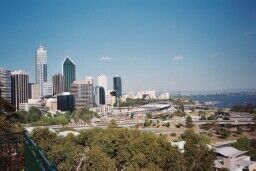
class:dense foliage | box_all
[32,127,215,171]
[233,136,256,160]
[71,108,98,123]
[119,98,159,107]
[13,107,98,126]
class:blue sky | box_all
[0,0,256,92]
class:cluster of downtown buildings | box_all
[0,45,123,113]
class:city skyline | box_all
[1,0,256,92]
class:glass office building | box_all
[63,57,76,92]
[113,76,122,97]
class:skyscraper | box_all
[70,80,94,108]
[0,68,11,102]
[35,45,47,97]
[97,74,107,93]
[94,86,105,105]
[113,76,122,97]
[85,76,94,85]
[63,57,76,92]
[52,74,64,96]
[11,70,29,110]
[28,83,33,99]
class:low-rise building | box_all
[19,98,44,111]
[45,98,57,113]
[90,105,112,116]
[57,92,75,112]
[214,146,256,171]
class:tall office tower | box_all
[63,57,76,92]
[97,74,107,93]
[85,76,94,85]
[113,76,122,107]
[113,76,122,97]
[42,82,53,97]
[35,45,47,96]
[70,80,94,108]
[28,83,34,99]
[52,74,64,96]
[0,68,11,102]
[31,84,40,99]
[11,70,29,110]
[94,86,105,105]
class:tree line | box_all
[31,127,215,171]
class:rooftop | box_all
[215,147,247,158]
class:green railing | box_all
[24,132,57,171]
[0,132,57,171]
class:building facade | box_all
[94,86,105,105]
[11,70,29,110]
[0,68,11,102]
[35,45,47,97]
[97,74,107,94]
[52,74,64,96]
[42,82,53,97]
[31,84,40,99]
[85,76,94,85]
[45,98,57,113]
[28,83,33,99]
[63,57,76,92]
[20,98,44,111]
[57,93,75,112]
[70,80,94,109]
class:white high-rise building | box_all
[42,82,53,97]
[97,74,107,93]
[0,68,11,102]
[35,45,47,97]
[85,76,94,85]
[145,90,156,99]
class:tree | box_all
[31,125,215,170]
[207,115,217,120]
[233,136,250,151]
[186,116,193,128]
[27,107,42,122]
[144,119,152,127]
[199,115,207,120]
[183,129,215,171]
[218,128,231,139]
[174,111,186,117]
[108,119,117,128]
[13,110,28,123]
[146,113,152,119]
[83,146,116,171]
[165,122,170,127]
[71,108,95,123]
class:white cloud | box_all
[99,56,112,61]
[173,56,184,61]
